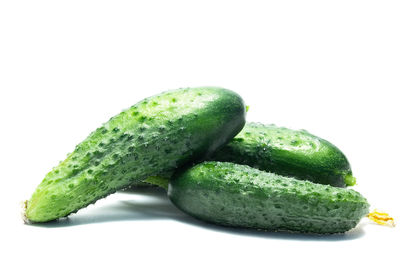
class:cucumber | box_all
[140,122,356,188]
[25,87,246,222]
[210,122,356,187]
[168,162,369,234]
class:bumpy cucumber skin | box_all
[26,87,246,222]
[210,122,355,187]
[168,162,369,234]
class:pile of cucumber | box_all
[25,87,373,234]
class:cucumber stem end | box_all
[344,174,356,186]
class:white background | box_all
[1,1,399,266]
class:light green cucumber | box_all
[25,87,246,222]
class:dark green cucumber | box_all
[211,122,356,187]
[25,87,246,222]
[141,122,356,188]
[168,162,369,234]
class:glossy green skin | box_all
[140,122,355,188]
[26,87,246,222]
[211,122,355,187]
[169,162,369,234]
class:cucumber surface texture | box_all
[26,87,246,222]
[168,162,369,234]
[211,122,355,187]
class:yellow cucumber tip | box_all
[367,209,395,227]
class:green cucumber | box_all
[168,162,369,234]
[211,122,356,187]
[140,122,356,188]
[25,87,246,222]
